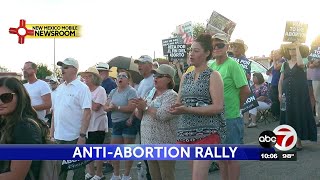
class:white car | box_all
[249,59,269,82]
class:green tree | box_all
[36,63,52,79]
[192,23,206,39]
[53,67,62,79]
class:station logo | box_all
[259,125,297,151]
[9,19,81,44]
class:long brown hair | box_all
[0,77,48,144]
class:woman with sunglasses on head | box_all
[104,70,138,180]
[133,64,179,180]
[169,33,226,180]
[278,42,317,150]
[0,77,48,180]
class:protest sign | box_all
[61,160,92,172]
[176,21,193,45]
[168,44,187,62]
[205,10,236,39]
[162,37,183,56]
[283,21,308,43]
[242,85,259,114]
[233,57,251,73]
[308,46,320,61]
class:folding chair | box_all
[257,109,272,125]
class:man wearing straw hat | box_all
[230,39,251,80]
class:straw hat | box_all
[80,67,100,76]
[230,39,248,52]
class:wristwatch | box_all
[79,133,86,138]
[144,106,149,111]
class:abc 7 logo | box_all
[258,125,297,151]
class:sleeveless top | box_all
[177,68,226,142]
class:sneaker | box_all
[121,175,132,180]
[247,122,257,128]
[110,174,121,180]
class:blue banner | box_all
[0,145,275,160]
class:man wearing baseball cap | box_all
[96,62,117,174]
[133,55,154,180]
[209,33,250,180]
[52,57,92,180]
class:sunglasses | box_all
[153,74,171,79]
[117,74,128,79]
[213,43,226,50]
[0,93,15,103]
[61,65,73,69]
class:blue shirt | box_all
[271,58,286,86]
[101,78,117,128]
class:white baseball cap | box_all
[57,57,79,69]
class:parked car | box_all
[249,59,269,81]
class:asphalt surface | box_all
[98,117,320,180]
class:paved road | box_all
[100,118,320,180]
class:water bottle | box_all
[280,93,286,111]
[137,162,145,180]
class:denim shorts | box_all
[112,120,138,139]
[223,117,244,144]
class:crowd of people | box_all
[0,33,319,180]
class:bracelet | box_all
[79,133,86,138]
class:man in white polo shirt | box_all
[23,61,52,121]
[50,57,92,180]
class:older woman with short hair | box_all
[246,72,271,128]
[134,64,179,180]
[81,67,107,180]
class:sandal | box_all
[85,173,94,180]
[91,175,105,180]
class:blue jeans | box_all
[223,117,244,144]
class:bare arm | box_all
[50,113,54,138]
[278,72,284,101]
[296,44,304,68]
[0,160,31,180]
[239,85,250,108]
[33,93,52,111]
[79,108,91,135]
[92,101,102,112]
[117,100,136,113]
[183,71,224,116]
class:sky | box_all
[1,0,320,73]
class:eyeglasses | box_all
[153,74,171,79]
[288,48,296,51]
[117,74,128,79]
[213,43,226,50]
[0,93,15,103]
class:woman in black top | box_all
[0,77,47,180]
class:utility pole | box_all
[53,38,56,76]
